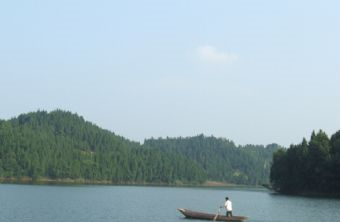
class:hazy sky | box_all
[1,1,340,147]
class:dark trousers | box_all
[226,211,232,217]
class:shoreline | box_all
[0,177,265,189]
[272,190,340,199]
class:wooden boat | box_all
[177,208,247,222]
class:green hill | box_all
[0,110,205,184]
[145,135,280,185]
[0,110,279,185]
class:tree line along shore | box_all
[0,110,278,186]
[270,129,340,196]
[2,109,338,196]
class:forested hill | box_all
[0,110,279,185]
[0,110,206,184]
[145,136,280,185]
[270,130,340,195]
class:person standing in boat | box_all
[224,197,232,217]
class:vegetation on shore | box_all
[0,110,279,186]
[145,136,279,185]
[0,177,241,188]
[270,130,340,195]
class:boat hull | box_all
[177,208,247,222]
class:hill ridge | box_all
[0,109,279,185]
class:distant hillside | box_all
[0,110,205,184]
[145,136,280,185]
[0,110,280,185]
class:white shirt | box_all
[224,200,232,211]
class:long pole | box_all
[213,207,221,221]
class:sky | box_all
[1,0,340,147]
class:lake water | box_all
[1,184,340,222]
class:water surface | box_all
[0,184,339,222]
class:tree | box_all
[270,130,340,195]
